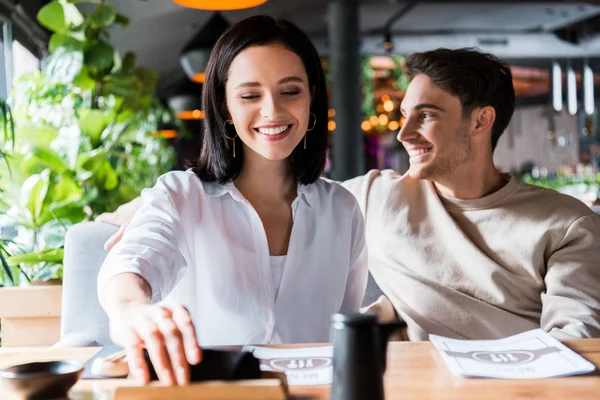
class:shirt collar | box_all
[204,180,317,207]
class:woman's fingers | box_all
[171,305,202,365]
[125,343,150,384]
[157,316,190,386]
[137,321,176,386]
[110,303,200,386]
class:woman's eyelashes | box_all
[239,88,302,101]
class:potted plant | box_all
[0,0,176,346]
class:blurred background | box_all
[0,0,600,287]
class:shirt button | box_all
[266,323,273,330]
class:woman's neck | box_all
[234,154,297,205]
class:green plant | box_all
[0,0,176,286]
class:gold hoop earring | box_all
[307,112,316,131]
[223,119,237,158]
[304,112,316,150]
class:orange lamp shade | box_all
[152,130,178,139]
[172,0,267,10]
[177,110,205,120]
[191,72,205,83]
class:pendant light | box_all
[180,13,229,84]
[566,61,577,116]
[551,60,563,113]
[166,79,204,120]
[172,0,267,11]
[583,59,595,115]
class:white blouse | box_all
[98,170,368,345]
[270,256,286,300]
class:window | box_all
[12,40,39,79]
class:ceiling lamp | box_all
[583,59,595,115]
[551,60,563,113]
[172,0,267,10]
[166,79,204,120]
[566,62,577,116]
[180,13,230,84]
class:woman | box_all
[97,16,368,387]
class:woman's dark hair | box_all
[403,48,515,152]
[190,15,328,184]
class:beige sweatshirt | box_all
[343,170,600,341]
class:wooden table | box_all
[1,339,600,399]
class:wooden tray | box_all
[114,378,287,400]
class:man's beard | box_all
[412,124,473,180]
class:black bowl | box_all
[0,360,83,400]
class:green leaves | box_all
[89,4,117,28]
[49,34,84,53]
[122,52,136,74]
[7,249,64,266]
[77,150,119,190]
[2,0,177,285]
[78,109,113,145]
[115,14,130,27]
[44,47,84,84]
[85,40,115,77]
[102,74,140,97]
[30,146,70,174]
[21,170,51,226]
[37,0,84,34]
[37,2,67,33]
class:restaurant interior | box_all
[0,1,600,399]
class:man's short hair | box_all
[403,48,515,152]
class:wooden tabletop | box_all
[1,339,600,399]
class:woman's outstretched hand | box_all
[107,303,202,386]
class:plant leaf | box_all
[79,109,113,145]
[115,13,130,27]
[21,170,51,226]
[37,1,67,33]
[102,75,140,97]
[30,145,70,174]
[49,33,84,53]
[84,40,115,76]
[0,243,15,286]
[121,52,136,74]
[7,248,64,265]
[15,123,58,147]
[60,0,85,27]
[44,47,84,84]
[134,68,158,95]
[89,3,117,28]
[40,219,71,249]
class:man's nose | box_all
[397,117,416,143]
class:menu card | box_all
[430,329,596,379]
[242,345,333,386]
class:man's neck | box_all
[432,160,507,200]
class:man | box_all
[98,48,600,341]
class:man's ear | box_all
[472,106,496,137]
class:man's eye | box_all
[241,95,259,100]
[281,90,300,96]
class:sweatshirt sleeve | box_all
[339,198,368,312]
[97,172,192,305]
[542,213,600,339]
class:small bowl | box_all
[0,360,83,399]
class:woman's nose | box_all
[260,94,284,119]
